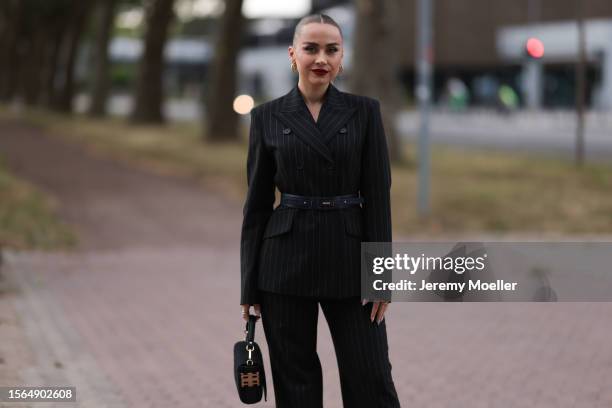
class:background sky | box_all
[190,0,310,18]
[118,0,311,29]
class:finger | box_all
[253,304,261,318]
[370,302,380,322]
[376,303,389,324]
[362,298,369,306]
[241,304,250,322]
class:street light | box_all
[523,37,544,109]
[525,37,545,59]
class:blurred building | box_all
[107,37,212,98]
[104,1,353,104]
[497,20,612,110]
[396,0,612,110]
[103,0,612,111]
[242,0,612,110]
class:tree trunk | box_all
[130,0,175,124]
[89,0,118,117]
[203,0,244,142]
[22,28,48,106]
[55,0,94,113]
[350,0,405,163]
[40,23,67,109]
[0,0,22,102]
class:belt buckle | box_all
[319,199,335,209]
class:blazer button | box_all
[283,128,291,134]
[339,127,347,133]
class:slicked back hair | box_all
[292,14,343,47]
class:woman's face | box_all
[289,22,344,87]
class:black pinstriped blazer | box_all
[240,82,392,305]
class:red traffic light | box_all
[525,37,544,59]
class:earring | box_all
[290,60,297,73]
[339,64,344,74]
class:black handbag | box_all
[234,314,267,404]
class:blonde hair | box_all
[292,14,343,47]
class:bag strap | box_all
[243,314,266,401]
[245,314,257,342]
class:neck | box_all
[297,80,329,105]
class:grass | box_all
[2,105,612,237]
[1,107,249,201]
[393,146,612,236]
[0,159,77,250]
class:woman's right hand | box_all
[241,304,261,322]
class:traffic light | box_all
[525,37,544,59]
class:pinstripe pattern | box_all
[260,291,401,408]
[240,82,392,305]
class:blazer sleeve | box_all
[240,107,276,305]
[360,99,392,243]
[361,99,393,302]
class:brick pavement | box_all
[1,120,612,407]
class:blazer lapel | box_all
[316,84,357,146]
[272,83,357,164]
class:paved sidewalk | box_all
[1,120,612,407]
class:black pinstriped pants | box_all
[260,290,401,408]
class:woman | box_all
[239,13,401,408]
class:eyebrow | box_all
[302,42,340,46]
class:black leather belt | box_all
[280,193,364,210]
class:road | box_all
[398,110,612,159]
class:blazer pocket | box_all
[342,209,363,238]
[263,209,297,239]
